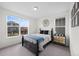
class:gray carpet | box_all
[0,43,70,56]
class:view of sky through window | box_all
[7,16,29,27]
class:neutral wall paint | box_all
[37,10,70,46]
[70,27,79,55]
[0,7,37,49]
[69,3,79,56]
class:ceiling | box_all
[0,2,73,18]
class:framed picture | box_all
[76,11,79,26]
[71,2,79,28]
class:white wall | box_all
[69,3,79,56]
[0,7,37,49]
[70,27,79,55]
[37,10,70,46]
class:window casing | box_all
[7,16,29,37]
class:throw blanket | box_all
[27,35,44,43]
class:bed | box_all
[22,29,53,56]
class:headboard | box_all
[40,30,49,34]
[40,28,53,35]
[40,28,54,41]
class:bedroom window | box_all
[20,19,29,35]
[7,16,29,36]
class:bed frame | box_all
[22,36,39,56]
[22,29,53,56]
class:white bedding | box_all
[23,34,51,51]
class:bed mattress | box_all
[23,34,51,51]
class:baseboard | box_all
[0,42,21,50]
[52,41,67,47]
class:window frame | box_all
[6,16,29,38]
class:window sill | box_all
[7,35,21,38]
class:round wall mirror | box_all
[43,19,49,27]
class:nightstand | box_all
[53,36,65,45]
